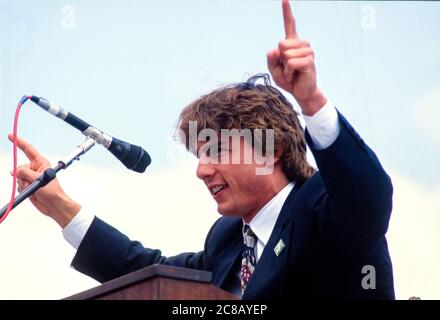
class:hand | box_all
[267,0,327,116]
[8,134,81,228]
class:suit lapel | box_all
[242,183,301,299]
[212,226,243,289]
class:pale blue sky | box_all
[1,1,439,184]
[1,0,440,300]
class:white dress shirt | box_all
[246,182,294,262]
[63,99,340,250]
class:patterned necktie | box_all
[240,224,257,294]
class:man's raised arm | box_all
[267,0,327,116]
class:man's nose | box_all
[196,160,216,180]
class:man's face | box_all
[196,136,278,222]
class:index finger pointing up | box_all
[282,0,298,39]
[8,133,42,162]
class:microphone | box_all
[29,96,151,173]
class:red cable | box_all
[0,95,31,224]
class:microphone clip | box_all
[82,127,112,148]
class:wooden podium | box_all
[65,264,237,300]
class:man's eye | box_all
[217,148,230,159]
[197,146,229,160]
[209,147,220,158]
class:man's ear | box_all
[274,145,284,164]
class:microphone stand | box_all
[0,138,96,219]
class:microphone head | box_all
[108,137,151,173]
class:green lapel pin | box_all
[274,239,285,256]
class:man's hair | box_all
[177,73,315,183]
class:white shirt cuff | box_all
[62,209,95,250]
[302,99,340,150]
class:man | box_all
[11,0,394,299]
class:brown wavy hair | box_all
[177,74,315,183]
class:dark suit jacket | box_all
[71,113,394,299]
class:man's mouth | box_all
[210,184,228,196]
